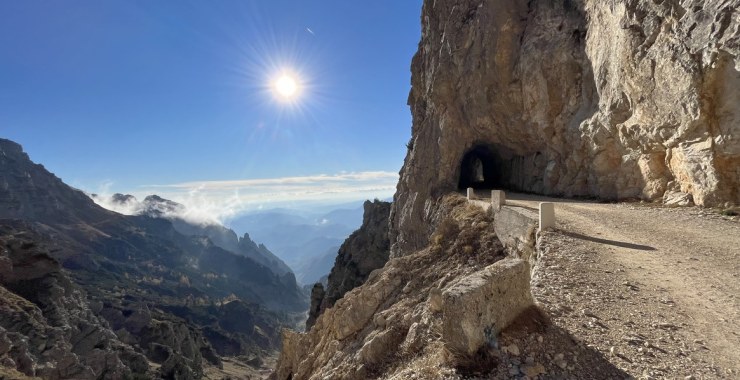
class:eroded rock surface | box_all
[391,0,739,256]
[306,200,391,330]
[0,222,148,379]
[0,138,307,378]
[441,258,533,356]
[273,196,511,380]
[305,283,325,330]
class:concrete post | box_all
[539,202,555,231]
[467,187,475,200]
[491,190,506,211]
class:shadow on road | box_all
[561,231,656,251]
[475,306,633,380]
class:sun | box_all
[273,74,300,100]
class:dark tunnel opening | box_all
[457,144,551,195]
[458,145,502,190]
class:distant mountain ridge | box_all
[91,192,293,276]
[291,244,340,285]
[228,205,365,284]
[0,139,115,225]
[0,138,308,378]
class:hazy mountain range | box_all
[226,202,371,285]
[90,193,294,277]
[92,190,374,286]
[0,138,308,378]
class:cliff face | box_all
[391,0,739,256]
[274,197,513,380]
[306,200,391,330]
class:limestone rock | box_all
[391,0,740,257]
[307,200,391,327]
[271,197,510,380]
[358,327,403,366]
[522,362,546,377]
[664,190,695,206]
[441,258,534,356]
[305,283,325,330]
[428,287,443,313]
[160,351,198,380]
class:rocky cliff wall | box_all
[391,0,739,256]
[306,200,391,330]
[272,197,512,380]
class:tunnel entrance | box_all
[457,144,547,193]
[458,145,501,190]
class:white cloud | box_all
[91,194,145,216]
[153,171,398,190]
[91,171,398,225]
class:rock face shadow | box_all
[478,306,631,380]
[560,231,656,251]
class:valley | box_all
[0,139,309,378]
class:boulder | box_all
[441,258,533,356]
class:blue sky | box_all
[0,0,421,216]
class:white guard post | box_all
[539,202,555,231]
[491,190,505,211]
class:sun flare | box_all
[273,74,299,100]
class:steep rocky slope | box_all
[391,0,739,256]
[0,138,308,377]
[0,140,114,225]
[306,200,391,329]
[275,196,522,379]
[0,221,148,379]
[0,139,306,311]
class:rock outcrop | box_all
[391,0,739,256]
[305,200,391,330]
[99,301,222,379]
[0,221,148,379]
[273,196,516,380]
[305,283,325,331]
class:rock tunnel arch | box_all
[457,144,544,192]
[458,145,501,190]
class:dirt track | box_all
[497,193,740,378]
